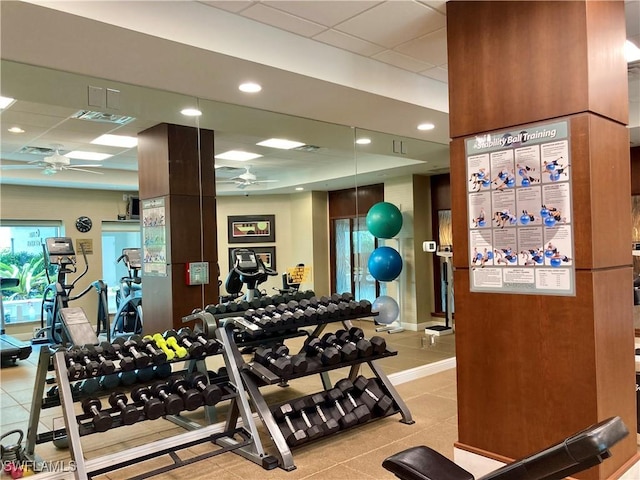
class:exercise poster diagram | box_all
[466,120,575,296]
[141,197,167,277]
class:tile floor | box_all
[0,322,458,479]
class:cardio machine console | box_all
[122,248,142,269]
[45,237,76,265]
[234,249,259,272]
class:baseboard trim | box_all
[388,357,456,385]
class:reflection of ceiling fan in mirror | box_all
[1,148,104,176]
[217,166,277,189]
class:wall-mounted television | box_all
[127,196,140,220]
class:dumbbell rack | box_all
[23,339,277,479]
[221,312,415,472]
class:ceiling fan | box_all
[1,148,104,175]
[217,166,277,189]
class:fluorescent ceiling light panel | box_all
[417,123,435,131]
[8,127,24,133]
[295,187,304,191]
[239,82,262,93]
[0,96,16,109]
[91,134,138,148]
[181,108,202,116]
[256,138,305,149]
[65,151,113,161]
[356,138,371,145]
[214,150,262,161]
[625,40,640,62]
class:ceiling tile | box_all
[0,110,66,129]
[395,27,447,66]
[419,66,448,83]
[313,29,386,57]
[240,3,327,37]
[417,0,446,14]
[263,1,381,27]
[198,1,255,14]
[334,1,445,49]
[372,50,434,73]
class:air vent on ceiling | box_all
[18,146,60,156]
[71,110,136,125]
[293,145,321,152]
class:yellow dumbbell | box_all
[162,334,188,358]
[150,333,178,360]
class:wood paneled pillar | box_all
[447,2,636,478]
[137,123,218,333]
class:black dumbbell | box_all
[150,381,184,415]
[108,392,139,426]
[131,386,165,420]
[309,394,340,434]
[303,337,341,365]
[64,350,85,380]
[165,330,204,358]
[326,388,359,429]
[112,337,150,369]
[291,398,323,439]
[75,347,101,377]
[254,346,293,377]
[188,372,222,406]
[131,335,167,364]
[273,344,307,373]
[180,327,219,355]
[103,341,135,372]
[168,376,203,411]
[349,327,386,355]
[320,333,357,361]
[85,345,116,375]
[272,403,307,446]
[335,329,373,358]
[335,379,371,423]
[81,397,112,432]
[353,376,394,414]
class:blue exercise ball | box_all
[550,257,562,267]
[544,216,556,227]
[521,178,530,187]
[368,246,403,282]
[366,202,403,239]
[372,295,400,325]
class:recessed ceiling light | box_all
[91,134,138,148]
[417,123,435,131]
[256,138,304,149]
[214,150,263,162]
[356,138,371,145]
[7,127,24,134]
[65,151,113,161]
[625,40,640,63]
[239,82,262,93]
[295,187,304,191]
[0,96,16,109]
[181,108,202,117]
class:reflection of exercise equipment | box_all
[425,250,453,337]
[33,238,104,346]
[0,278,33,364]
[383,416,627,480]
[225,248,278,302]
[111,248,143,338]
[279,263,305,295]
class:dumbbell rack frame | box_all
[23,342,278,479]
[227,316,414,471]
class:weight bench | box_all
[383,416,628,480]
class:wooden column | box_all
[447,2,636,478]
[137,123,218,333]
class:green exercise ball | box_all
[366,202,403,239]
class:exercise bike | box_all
[111,248,143,339]
[33,237,106,346]
[224,248,278,303]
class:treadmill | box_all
[0,278,33,364]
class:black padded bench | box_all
[383,416,628,480]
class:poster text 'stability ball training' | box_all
[368,246,403,282]
[366,202,403,239]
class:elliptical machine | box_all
[224,248,278,302]
[110,248,143,338]
[34,237,106,346]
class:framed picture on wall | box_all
[227,215,276,243]
[228,246,276,270]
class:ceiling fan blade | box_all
[66,167,103,175]
[254,179,278,183]
[0,165,43,170]
[70,164,104,168]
